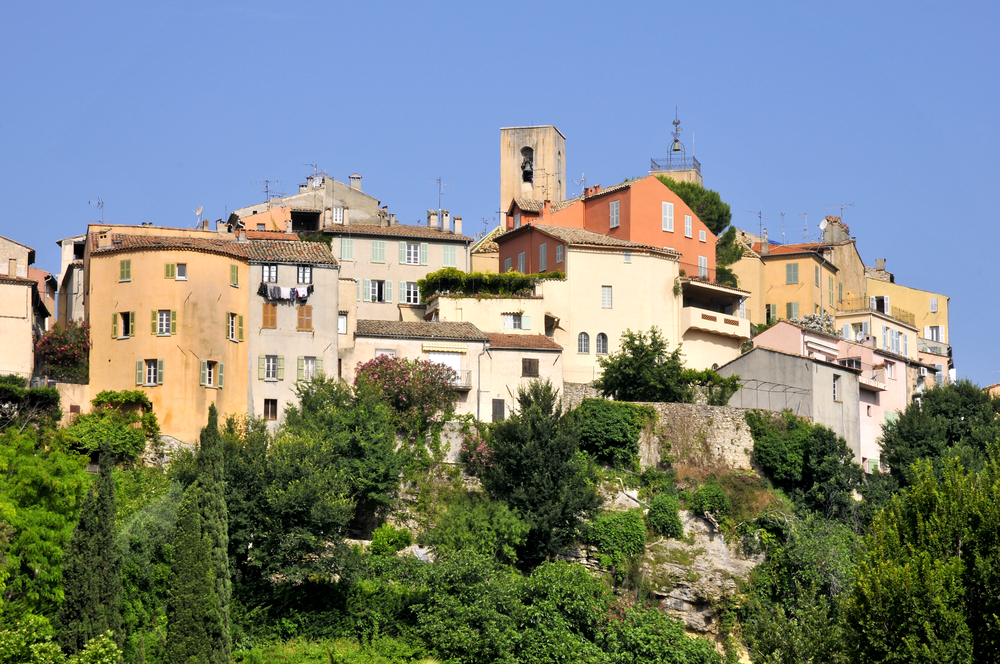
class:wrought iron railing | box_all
[450,370,473,389]
[650,156,701,173]
[836,298,915,327]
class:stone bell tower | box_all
[500,125,566,215]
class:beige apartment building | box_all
[0,235,48,377]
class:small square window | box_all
[265,355,278,380]
[521,358,539,377]
[262,264,277,283]
[297,265,312,284]
[256,223,266,231]
[176,263,187,280]
[264,399,278,420]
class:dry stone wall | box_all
[640,403,755,470]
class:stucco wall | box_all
[500,125,566,213]
[88,249,250,444]
[0,237,31,278]
[866,278,950,344]
[247,262,339,431]
[479,347,563,422]
[432,296,549,335]
[0,281,34,376]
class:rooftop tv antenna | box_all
[427,176,453,224]
[252,180,284,209]
[825,202,854,220]
[572,173,586,196]
[88,198,105,223]
[747,210,765,242]
[194,206,203,227]
[794,212,808,242]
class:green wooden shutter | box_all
[297,356,304,380]
[316,358,323,376]
[230,264,238,285]
[399,241,407,264]
[258,356,265,380]
[112,313,118,338]
[136,360,143,385]
[356,281,360,302]
[120,260,126,280]
[363,279,371,302]
[238,315,244,342]
[225,312,230,339]
[400,281,407,304]
[170,310,177,335]
[385,280,393,303]
[151,310,157,334]
[165,263,175,279]
[218,363,224,388]
[277,356,285,381]
[157,359,164,385]
[129,311,135,336]
[420,243,428,265]
[200,360,207,386]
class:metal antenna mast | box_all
[825,203,854,220]
[572,173,586,197]
[794,212,808,242]
[747,210,765,242]
[779,212,786,244]
[427,177,453,228]
[88,198,105,223]
[252,180,284,209]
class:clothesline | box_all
[256,282,314,301]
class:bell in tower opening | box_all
[521,146,534,183]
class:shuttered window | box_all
[339,237,354,261]
[164,263,176,279]
[610,201,620,228]
[662,202,673,231]
[262,303,277,329]
[539,243,547,271]
[119,260,131,281]
[442,245,457,268]
[230,264,239,286]
[786,263,799,284]
[297,305,313,331]
[371,240,386,263]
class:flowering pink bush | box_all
[35,319,91,368]
[460,430,493,475]
[355,355,458,440]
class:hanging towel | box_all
[268,285,281,299]
[295,286,309,299]
[280,287,292,299]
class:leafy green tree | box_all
[194,405,231,664]
[575,399,648,469]
[0,375,61,433]
[369,524,412,557]
[481,381,602,564]
[220,415,270,586]
[586,510,645,575]
[0,428,90,617]
[59,441,122,654]
[420,492,529,565]
[65,391,159,461]
[165,484,221,664]
[594,328,691,403]
[646,495,683,539]
[655,176,732,235]
[880,379,1000,484]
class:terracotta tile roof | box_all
[91,234,247,259]
[752,242,827,256]
[355,320,488,341]
[243,240,336,264]
[327,224,472,242]
[246,230,300,240]
[513,198,545,212]
[553,196,583,211]
[471,226,503,254]
[524,225,680,257]
[582,180,634,200]
[485,333,562,350]
[90,234,336,264]
[0,275,36,287]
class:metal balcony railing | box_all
[450,370,473,390]
[650,156,701,174]
[837,298,916,327]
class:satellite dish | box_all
[819,218,828,231]
[855,331,864,342]
[195,206,203,217]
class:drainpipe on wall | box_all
[476,342,489,421]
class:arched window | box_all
[520,147,534,183]
[578,332,590,354]
[596,333,608,355]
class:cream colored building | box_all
[234,172,384,230]
[245,240,339,431]
[470,226,502,273]
[481,333,563,422]
[0,235,47,378]
[56,235,87,323]
[331,213,472,321]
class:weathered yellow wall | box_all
[88,249,249,443]
[762,255,839,320]
[0,281,34,376]
[730,253,766,325]
[865,279,950,343]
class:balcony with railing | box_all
[837,297,916,327]
[680,279,750,340]
[650,155,701,174]
[449,370,473,391]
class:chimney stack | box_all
[349,173,362,191]
[285,219,294,234]
[761,230,769,256]
[389,213,396,225]
[454,216,462,236]
[427,210,439,228]
[543,200,551,217]
[441,210,452,233]
[876,258,886,271]
[238,229,248,243]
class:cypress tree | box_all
[58,440,122,654]
[166,484,220,664]
[195,404,232,663]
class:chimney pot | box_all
[761,230,769,256]
[543,200,551,216]
[285,219,293,234]
[238,230,248,243]
[454,216,462,236]
[876,258,886,271]
[427,210,439,228]
[441,210,452,233]
[389,213,396,225]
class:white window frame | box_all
[610,200,620,228]
[262,264,277,283]
[662,202,674,232]
[833,374,840,402]
[176,263,187,280]
[297,265,312,284]
[370,280,386,303]
[157,310,171,336]
[601,285,612,309]
[145,359,158,386]
[228,313,237,341]
[886,361,895,380]
[332,207,344,225]
[265,355,278,380]
[404,282,420,305]
[206,361,215,388]
[578,332,590,354]
[699,230,706,243]
[698,256,708,278]
[405,242,420,265]
[338,313,348,334]
[303,356,317,381]
[684,215,692,238]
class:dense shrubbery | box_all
[575,399,651,469]
[587,510,646,574]
[0,376,61,431]
[34,319,91,383]
[368,524,412,557]
[646,494,684,539]
[419,492,528,565]
[65,390,159,460]
[417,267,564,301]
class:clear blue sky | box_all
[2,2,997,384]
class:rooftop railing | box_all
[650,156,701,174]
